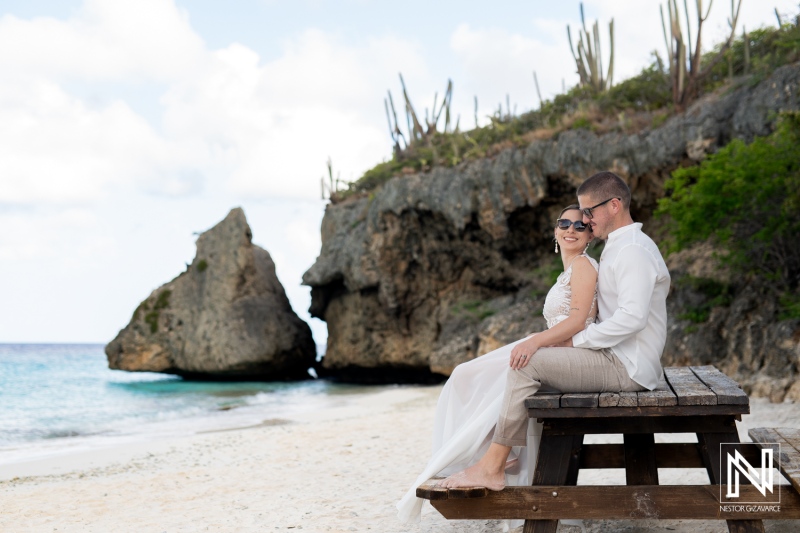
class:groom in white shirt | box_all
[441,171,671,491]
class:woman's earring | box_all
[554,241,559,254]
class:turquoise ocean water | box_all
[0,344,365,466]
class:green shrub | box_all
[451,300,496,321]
[343,59,672,198]
[779,291,800,320]
[656,112,800,316]
[144,311,160,334]
[674,276,733,323]
[141,290,172,334]
[197,259,208,273]
[154,289,171,310]
[570,116,594,130]
[595,62,671,114]
[700,24,800,94]
[531,255,564,287]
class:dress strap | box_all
[564,253,586,272]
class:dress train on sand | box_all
[397,254,598,531]
[395,336,542,525]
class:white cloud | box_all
[450,22,575,118]
[0,0,212,207]
[285,216,322,256]
[4,86,132,201]
[0,207,109,263]
[161,31,430,199]
[0,0,204,82]
[0,6,431,205]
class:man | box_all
[441,171,670,490]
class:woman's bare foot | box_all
[438,462,506,491]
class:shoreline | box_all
[0,380,398,479]
[1,385,798,532]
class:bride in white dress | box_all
[397,205,598,528]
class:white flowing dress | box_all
[396,254,599,526]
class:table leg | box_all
[623,433,659,485]
[523,432,584,533]
[697,427,765,533]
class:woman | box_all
[397,205,598,526]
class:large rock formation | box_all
[664,247,800,403]
[107,208,316,380]
[303,63,800,396]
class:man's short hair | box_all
[577,171,631,210]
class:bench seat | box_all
[749,427,800,495]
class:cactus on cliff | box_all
[660,0,742,109]
[567,2,615,92]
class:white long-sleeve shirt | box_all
[572,223,670,390]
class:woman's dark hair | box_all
[558,204,581,218]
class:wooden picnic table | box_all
[749,427,800,497]
[417,365,800,532]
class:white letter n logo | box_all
[726,448,774,498]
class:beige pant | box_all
[493,347,644,447]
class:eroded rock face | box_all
[106,208,316,380]
[303,64,800,396]
[664,270,800,403]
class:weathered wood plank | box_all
[429,485,800,520]
[618,391,638,407]
[698,429,741,485]
[664,367,717,406]
[416,478,490,499]
[690,365,749,405]
[750,427,800,454]
[776,428,800,495]
[541,415,738,436]
[526,433,583,533]
[526,393,561,409]
[624,433,659,485]
[598,392,620,407]
[749,427,779,446]
[578,442,760,469]
[598,391,645,407]
[749,427,800,495]
[416,478,449,500]
[560,393,598,408]
[776,427,800,449]
[528,403,747,420]
[533,433,584,486]
[638,378,678,407]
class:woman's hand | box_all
[510,336,539,369]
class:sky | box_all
[0,0,795,345]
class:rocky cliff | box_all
[107,208,316,380]
[303,64,800,398]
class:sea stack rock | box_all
[106,208,316,380]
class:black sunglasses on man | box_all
[581,197,621,219]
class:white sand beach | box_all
[1,384,798,533]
